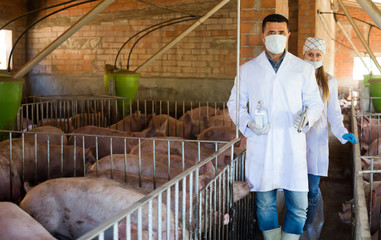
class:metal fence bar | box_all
[353,100,372,239]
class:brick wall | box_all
[297,0,317,58]
[0,0,28,73]
[334,5,381,90]
[240,0,286,63]
[22,0,238,99]
[288,0,298,55]
[9,0,291,99]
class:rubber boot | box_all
[262,227,281,240]
[303,189,320,230]
[281,231,300,240]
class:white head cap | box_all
[303,37,326,55]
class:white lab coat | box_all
[306,74,348,176]
[227,51,323,192]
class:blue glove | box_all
[342,133,357,144]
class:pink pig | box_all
[20,177,178,239]
[0,202,56,240]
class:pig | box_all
[207,114,234,128]
[120,220,189,240]
[0,155,21,202]
[0,138,96,184]
[93,169,240,233]
[233,181,252,202]
[89,169,216,193]
[363,180,381,197]
[89,154,186,179]
[70,112,106,130]
[338,210,351,224]
[368,190,381,235]
[23,126,67,145]
[67,125,166,159]
[0,202,56,240]
[130,137,232,169]
[40,118,73,133]
[20,177,178,239]
[179,106,217,121]
[20,118,34,131]
[90,169,248,234]
[341,202,352,213]
[118,221,150,240]
[358,116,381,146]
[197,126,238,148]
[140,153,195,169]
[86,169,169,190]
[149,112,204,139]
[366,138,381,156]
[109,112,155,132]
[361,157,381,181]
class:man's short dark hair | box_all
[262,14,289,33]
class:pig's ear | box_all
[158,119,168,136]
[24,182,32,193]
[183,112,191,124]
[361,116,370,127]
[245,180,253,188]
[361,157,371,169]
[198,172,215,191]
[361,144,369,155]
[132,111,139,123]
[85,146,97,164]
[205,161,215,175]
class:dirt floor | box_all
[252,129,354,240]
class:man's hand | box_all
[294,107,308,132]
[293,109,309,132]
[248,121,270,135]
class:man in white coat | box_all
[227,14,324,240]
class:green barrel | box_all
[104,70,140,114]
[0,74,23,140]
[364,74,381,112]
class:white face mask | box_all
[265,35,287,54]
[304,59,323,69]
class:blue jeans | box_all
[256,189,308,235]
[305,174,321,226]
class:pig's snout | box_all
[223,213,229,225]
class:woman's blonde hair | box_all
[316,66,329,103]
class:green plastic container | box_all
[364,74,381,112]
[0,74,23,141]
[104,70,140,114]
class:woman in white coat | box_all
[302,37,357,230]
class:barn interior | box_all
[0,0,381,239]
